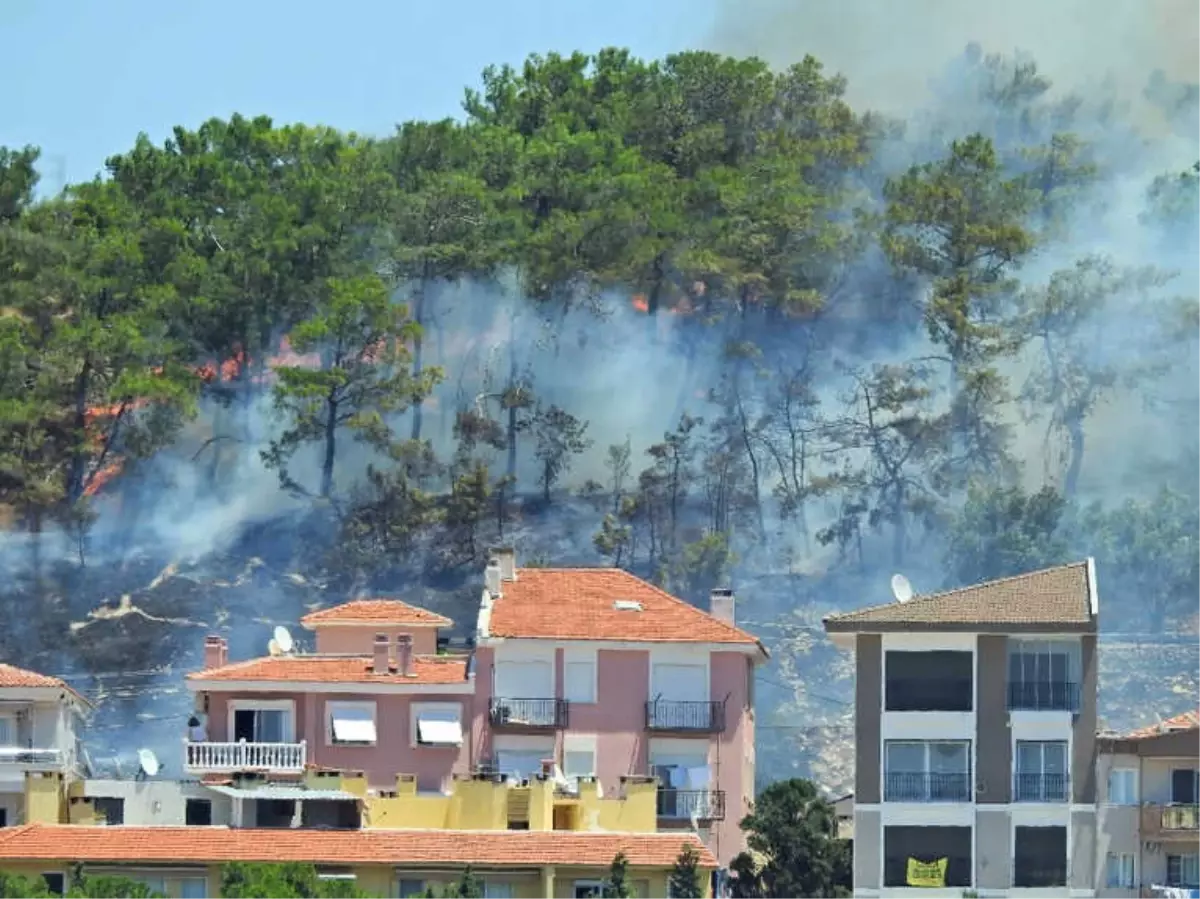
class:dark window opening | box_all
[1172,769,1199,804]
[92,797,125,826]
[302,800,360,829]
[883,826,972,888]
[42,874,65,896]
[1014,825,1067,887]
[185,798,213,826]
[507,819,529,830]
[0,809,6,827]
[885,651,973,712]
[1007,644,1078,711]
[254,798,295,828]
[1166,854,1199,888]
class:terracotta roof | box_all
[823,561,1096,633]
[301,599,452,629]
[1121,709,1200,740]
[0,663,91,707]
[485,568,763,650]
[187,654,469,685]
[0,824,717,869]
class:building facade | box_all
[824,560,1101,897]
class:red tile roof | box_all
[1122,709,1200,739]
[301,599,452,629]
[187,654,469,685]
[0,663,90,707]
[486,568,763,649]
[823,561,1096,632]
[0,824,717,869]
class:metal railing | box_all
[0,747,61,767]
[1162,804,1200,831]
[1007,681,1081,712]
[883,771,972,802]
[1014,772,1070,802]
[1013,865,1068,888]
[656,789,726,821]
[488,698,569,729]
[884,678,974,713]
[645,700,725,733]
[184,739,306,772]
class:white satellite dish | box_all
[137,747,160,778]
[274,625,295,654]
[267,639,281,657]
[890,573,914,604]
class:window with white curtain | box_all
[1107,768,1138,805]
[1106,853,1135,888]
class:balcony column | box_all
[539,866,555,897]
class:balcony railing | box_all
[884,771,972,802]
[488,698,569,729]
[0,747,61,768]
[184,740,306,773]
[1162,804,1200,831]
[656,789,726,821]
[1013,865,1068,888]
[1007,681,1080,712]
[1014,772,1070,802]
[645,700,725,733]
[885,677,974,713]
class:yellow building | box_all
[0,822,715,898]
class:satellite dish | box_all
[267,639,281,657]
[137,748,160,778]
[890,573,914,604]
[274,626,295,654]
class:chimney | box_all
[491,546,516,582]
[395,634,414,677]
[203,635,227,670]
[484,559,502,597]
[373,633,391,675]
[710,588,735,625]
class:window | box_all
[494,658,554,698]
[883,826,972,887]
[883,741,971,802]
[181,877,208,899]
[1106,853,1135,889]
[1014,741,1069,801]
[0,715,14,746]
[1108,767,1138,805]
[411,703,463,748]
[1013,825,1067,888]
[884,651,973,712]
[650,662,708,703]
[1167,854,1200,888]
[326,701,378,747]
[42,873,65,896]
[92,796,125,825]
[564,650,597,704]
[0,809,6,827]
[134,877,166,896]
[229,701,294,743]
[495,743,553,780]
[573,882,604,898]
[482,883,513,899]
[186,798,213,826]
[1172,768,1199,804]
[563,734,596,782]
[396,879,426,898]
[1008,639,1079,710]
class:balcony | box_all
[1007,681,1080,712]
[488,698,569,730]
[0,747,61,771]
[884,772,972,803]
[1013,866,1068,889]
[645,700,725,733]
[1141,803,1200,840]
[885,677,973,713]
[183,740,306,774]
[1014,772,1070,803]
[656,789,725,821]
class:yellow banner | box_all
[906,857,948,887]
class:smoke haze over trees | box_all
[0,22,1196,787]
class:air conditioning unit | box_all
[1145,841,1162,854]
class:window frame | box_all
[1107,767,1139,805]
[562,733,597,781]
[325,700,378,747]
[1106,852,1135,889]
[226,699,296,744]
[409,701,464,749]
[1166,853,1200,888]
[563,649,598,704]
[396,878,426,898]
[0,713,16,747]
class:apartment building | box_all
[0,663,91,826]
[824,560,1100,896]
[475,548,768,867]
[0,823,717,898]
[1096,709,1199,897]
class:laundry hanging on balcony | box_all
[905,858,947,888]
[1150,888,1200,899]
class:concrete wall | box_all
[1073,635,1099,804]
[81,779,233,826]
[854,635,882,805]
[1071,809,1097,890]
[976,635,1011,803]
[853,808,881,890]
[976,808,1011,889]
[314,625,439,656]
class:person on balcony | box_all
[187,716,208,743]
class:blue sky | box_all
[2,0,716,192]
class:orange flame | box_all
[631,295,649,313]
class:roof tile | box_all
[0,824,717,869]
[0,663,90,707]
[486,568,762,648]
[301,599,452,629]
[187,654,469,685]
[823,561,1096,632]
[1121,709,1200,739]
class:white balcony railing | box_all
[0,747,62,769]
[184,740,307,773]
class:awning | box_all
[417,714,463,746]
[331,708,377,744]
[205,785,361,802]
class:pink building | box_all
[185,549,767,865]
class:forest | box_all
[0,44,1197,776]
